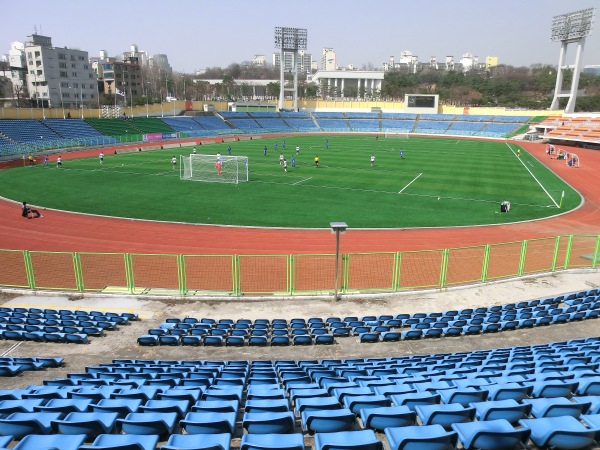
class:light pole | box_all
[330,222,348,301]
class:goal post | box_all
[180,154,249,184]
[383,130,410,139]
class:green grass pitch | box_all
[0,136,580,228]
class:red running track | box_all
[1,141,599,255]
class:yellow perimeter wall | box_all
[0,100,557,120]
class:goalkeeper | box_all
[215,160,222,176]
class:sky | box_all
[2,0,599,73]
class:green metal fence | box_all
[1,234,598,296]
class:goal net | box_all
[383,131,410,139]
[180,154,249,184]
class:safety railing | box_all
[1,234,598,297]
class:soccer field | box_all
[0,136,580,228]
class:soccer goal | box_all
[180,154,249,184]
[384,130,410,139]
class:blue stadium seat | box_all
[519,416,596,450]
[359,405,416,431]
[239,433,305,450]
[451,419,530,450]
[471,399,532,424]
[522,397,590,418]
[415,403,476,429]
[79,433,159,450]
[314,430,383,450]
[161,433,232,450]
[242,411,295,434]
[180,411,236,434]
[11,434,86,450]
[385,424,458,450]
[50,411,118,437]
[117,412,177,437]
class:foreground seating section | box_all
[136,288,600,346]
[1,335,600,449]
[0,307,138,346]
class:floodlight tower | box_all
[274,27,307,111]
[550,8,596,113]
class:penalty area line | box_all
[505,143,559,208]
[292,177,313,186]
[398,173,422,194]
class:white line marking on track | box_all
[398,173,422,194]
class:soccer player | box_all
[314,155,319,168]
[217,152,222,164]
[283,159,287,173]
[57,156,62,168]
[291,155,295,167]
[517,149,521,158]
[227,145,231,155]
[215,160,222,176]
[370,154,375,167]
[171,156,177,169]
[400,149,404,159]
[282,140,286,149]
[279,153,284,166]
[274,142,278,151]
[43,155,48,167]
[296,145,300,155]
[264,145,267,156]
[325,139,329,149]
[99,152,104,164]
[193,147,197,154]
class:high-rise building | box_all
[149,54,172,75]
[272,50,313,74]
[322,48,336,71]
[24,34,97,107]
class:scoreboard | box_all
[404,94,439,113]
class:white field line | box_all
[398,173,423,194]
[292,177,313,186]
[506,143,559,208]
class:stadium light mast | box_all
[549,8,596,113]
[274,27,307,111]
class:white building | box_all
[459,52,478,71]
[252,55,266,66]
[322,48,336,71]
[309,70,384,98]
[24,34,97,108]
[122,44,149,66]
[1,41,28,100]
[272,50,313,74]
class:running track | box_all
[1,141,599,255]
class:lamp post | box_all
[330,222,348,301]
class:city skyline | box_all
[2,0,599,73]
